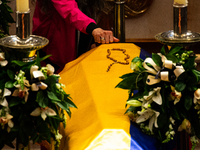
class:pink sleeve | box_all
[51,0,96,34]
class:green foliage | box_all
[117,45,200,149]
[0,0,15,35]
[0,52,76,149]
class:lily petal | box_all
[41,111,47,120]
[39,82,48,90]
[30,65,39,79]
[30,107,41,116]
[136,109,154,123]
[44,108,57,116]
[31,83,39,91]
[12,89,19,97]
[152,93,162,105]
[8,119,14,128]
[0,60,8,66]
[3,88,11,97]
[1,98,8,107]
[33,71,45,80]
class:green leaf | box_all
[45,75,58,89]
[171,106,180,120]
[47,91,61,102]
[36,51,52,67]
[5,80,14,88]
[36,91,45,107]
[152,53,162,67]
[48,116,60,131]
[119,72,136,79]
[0,78,7,89]
[64,94,77,108]
[7,69,15,80]
[167,46,182,55]
[11,60,27,66]
[19,129,29,147]
[55,101,72,117]
[184,94,193,110]
[125,106,140,114]
[177,72,187,81]
[160,46,166,55]
[38,96,49,108]
[9,98,21,107]
[157,112,168,128]
[116,72,143,89]
[192,69,200,82]
[183,57,195,70]
[166,54,178,63]
[175,81,186,92]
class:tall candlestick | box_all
[16,0,29,13]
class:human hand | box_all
[92,28,120,44]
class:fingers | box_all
[113,37,120,42]
[92,28,120,44]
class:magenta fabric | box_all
[32,0,96,72]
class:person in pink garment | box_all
[32,0,119,73]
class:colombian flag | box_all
[58,43,175,150]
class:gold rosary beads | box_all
[106,48,130,72]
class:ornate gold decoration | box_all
[124,0,154,18]
[106,48,130,72]
[101,0,154,18]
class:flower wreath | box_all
[0,50,76,149]
[116,46,200,150]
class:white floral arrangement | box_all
[0,51,76,149]
[116,46,200,150]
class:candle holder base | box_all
[0,35,49,62]
[155,30,200,47]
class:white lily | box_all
[30,65,48,90]
[46,64,55,76]
[12,86,29,102]
[194,88,200,104]
[30,107,57,120]
[170,85,182,105]
[0,113,14,132]
[0,88,11,107]
[178,119,191,134]
[169,116,175,125]
[30,65,39,79]
[143,87,162,107]
[31,82,48,91]
[136,108,160,132]
[0,53,8,66]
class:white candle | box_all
[174,0,188,5]
[16,0,29,13]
